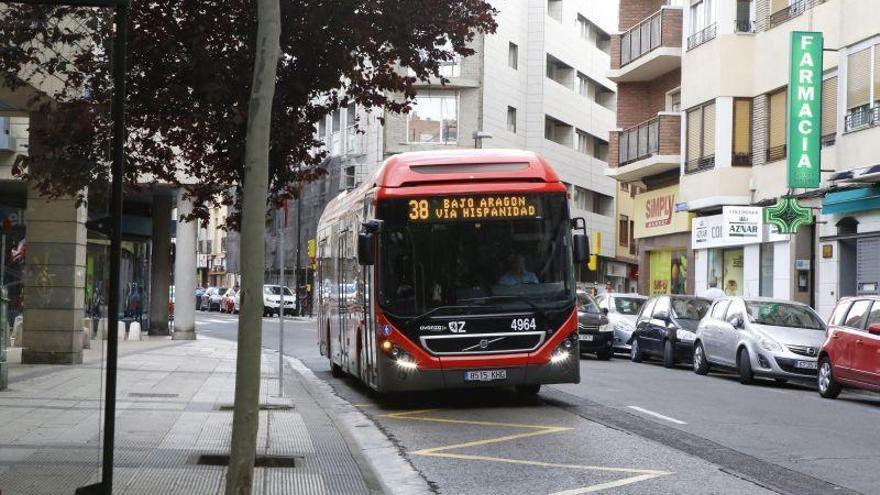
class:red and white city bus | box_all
[315,149,589,395]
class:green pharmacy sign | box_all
[764,196,813,234]
[788,31,823,189]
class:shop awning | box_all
[821,186,880,215]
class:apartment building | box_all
[607,0,691,296]
[607,0,880,315]
[261,0,625,289]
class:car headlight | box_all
[678,330,696,342]
[759,337,782,352]
[612,321,633,334]
[598,324,613,333]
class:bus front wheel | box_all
[330,361,344,378]
[515,384,541,396]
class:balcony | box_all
[686,23,717,51]
[768,0,826,30]
[605,113,681,183]
[845,104,880,133]
[608,7,682,83]
[679,166,753,211]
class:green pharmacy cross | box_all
[764,196,813,234]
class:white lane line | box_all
[627,406,688,425]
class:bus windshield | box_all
[377,193,574,317]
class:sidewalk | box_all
[0,335,386,494]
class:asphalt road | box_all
[196,312,880,495]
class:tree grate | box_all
[193,454,297,468]
[216,404,294,411]
[128,392,179,398]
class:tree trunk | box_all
[224,0,280,493]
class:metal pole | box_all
[1,233,6,289]
[295,195,302,317]
[277,211,284,396]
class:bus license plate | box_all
[579,334,594,342]
[795,360,818,370]
[464,370,507,382]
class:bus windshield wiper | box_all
[463,295,551,323]
[405,305,474,328]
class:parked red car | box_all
[818,296,880,398]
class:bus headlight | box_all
[550,349,571,364]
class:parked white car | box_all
[693,297,827,384]
[594,293,648,353]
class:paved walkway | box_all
[0,335,380,494]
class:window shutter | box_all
[769,90,786,149]
[847,48,870,110]
[733,99,752,155]
[822,77,837,137]
[687,108,702,161]
[874,45,880,104]
[702,102,716,157]
[770,0,789,13]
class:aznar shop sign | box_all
[691,207,764,250]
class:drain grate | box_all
[128,392,179,398]
[194,454,297,468]
[216,404,294,411]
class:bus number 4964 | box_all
[511,318,537,331]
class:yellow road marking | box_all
[382,409,673,494]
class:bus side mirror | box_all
[573,233,589,263]
[358,232,375,266]
[358,220,383,266]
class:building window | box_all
[577,14,590,40]
[573,187,590,211]
[544,115,572,146]
[577,73,591,97]
[508,42,518,69]
[629,220,636,255]
[668,90,681,112]
[507,106,517,134]
[317,116,327,137]
[593,192,614,216]
[732,98,752,166]
[546,54,574,89]
[845,44,880,132]
[619,215,629,247]
[593,136,609,162]
[547,0,563,22]
[576,129,592,154]
[767,88,787,162]
[685,100,716,173]
[822,76,838,146]
[407,91,458,144]
[331,109,341,133]
[687,0,717,50]
[344,166,356,189]
[760,243,774,297]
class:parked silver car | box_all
[594,293,648,353]
[693,297,827,384]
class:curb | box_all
[284,355,431,495]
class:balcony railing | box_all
[685,155,715,174]
[766,144,787,163]
[734,19,754,34]
[769,0,826,29]
[620,9,663,67]
[844,104,880,132]
[616,114,680,166]
[687,23,716,51]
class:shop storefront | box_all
[692,206,794,299]
[817,185,880,318]
[634,185,694,296]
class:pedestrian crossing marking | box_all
[383,409,672,494]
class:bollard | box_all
[1,287,8,390]
[12,315,22,347]
[117,321,127,340]
[127,321,141,341]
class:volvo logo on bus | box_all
[479,339,489,349]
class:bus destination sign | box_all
[407,195,541,222]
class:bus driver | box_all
[498,252,539,286]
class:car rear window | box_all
[843,300,872,329]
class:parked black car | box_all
[577,291,612,360]
[630,295,711,368]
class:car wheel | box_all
[630,338,643,363]
[596,350,613,361]
[738,348,755,385]
[515,384,541,396]
[693,342,709,375]
[818,357,842,399]
[663,340,675,368]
